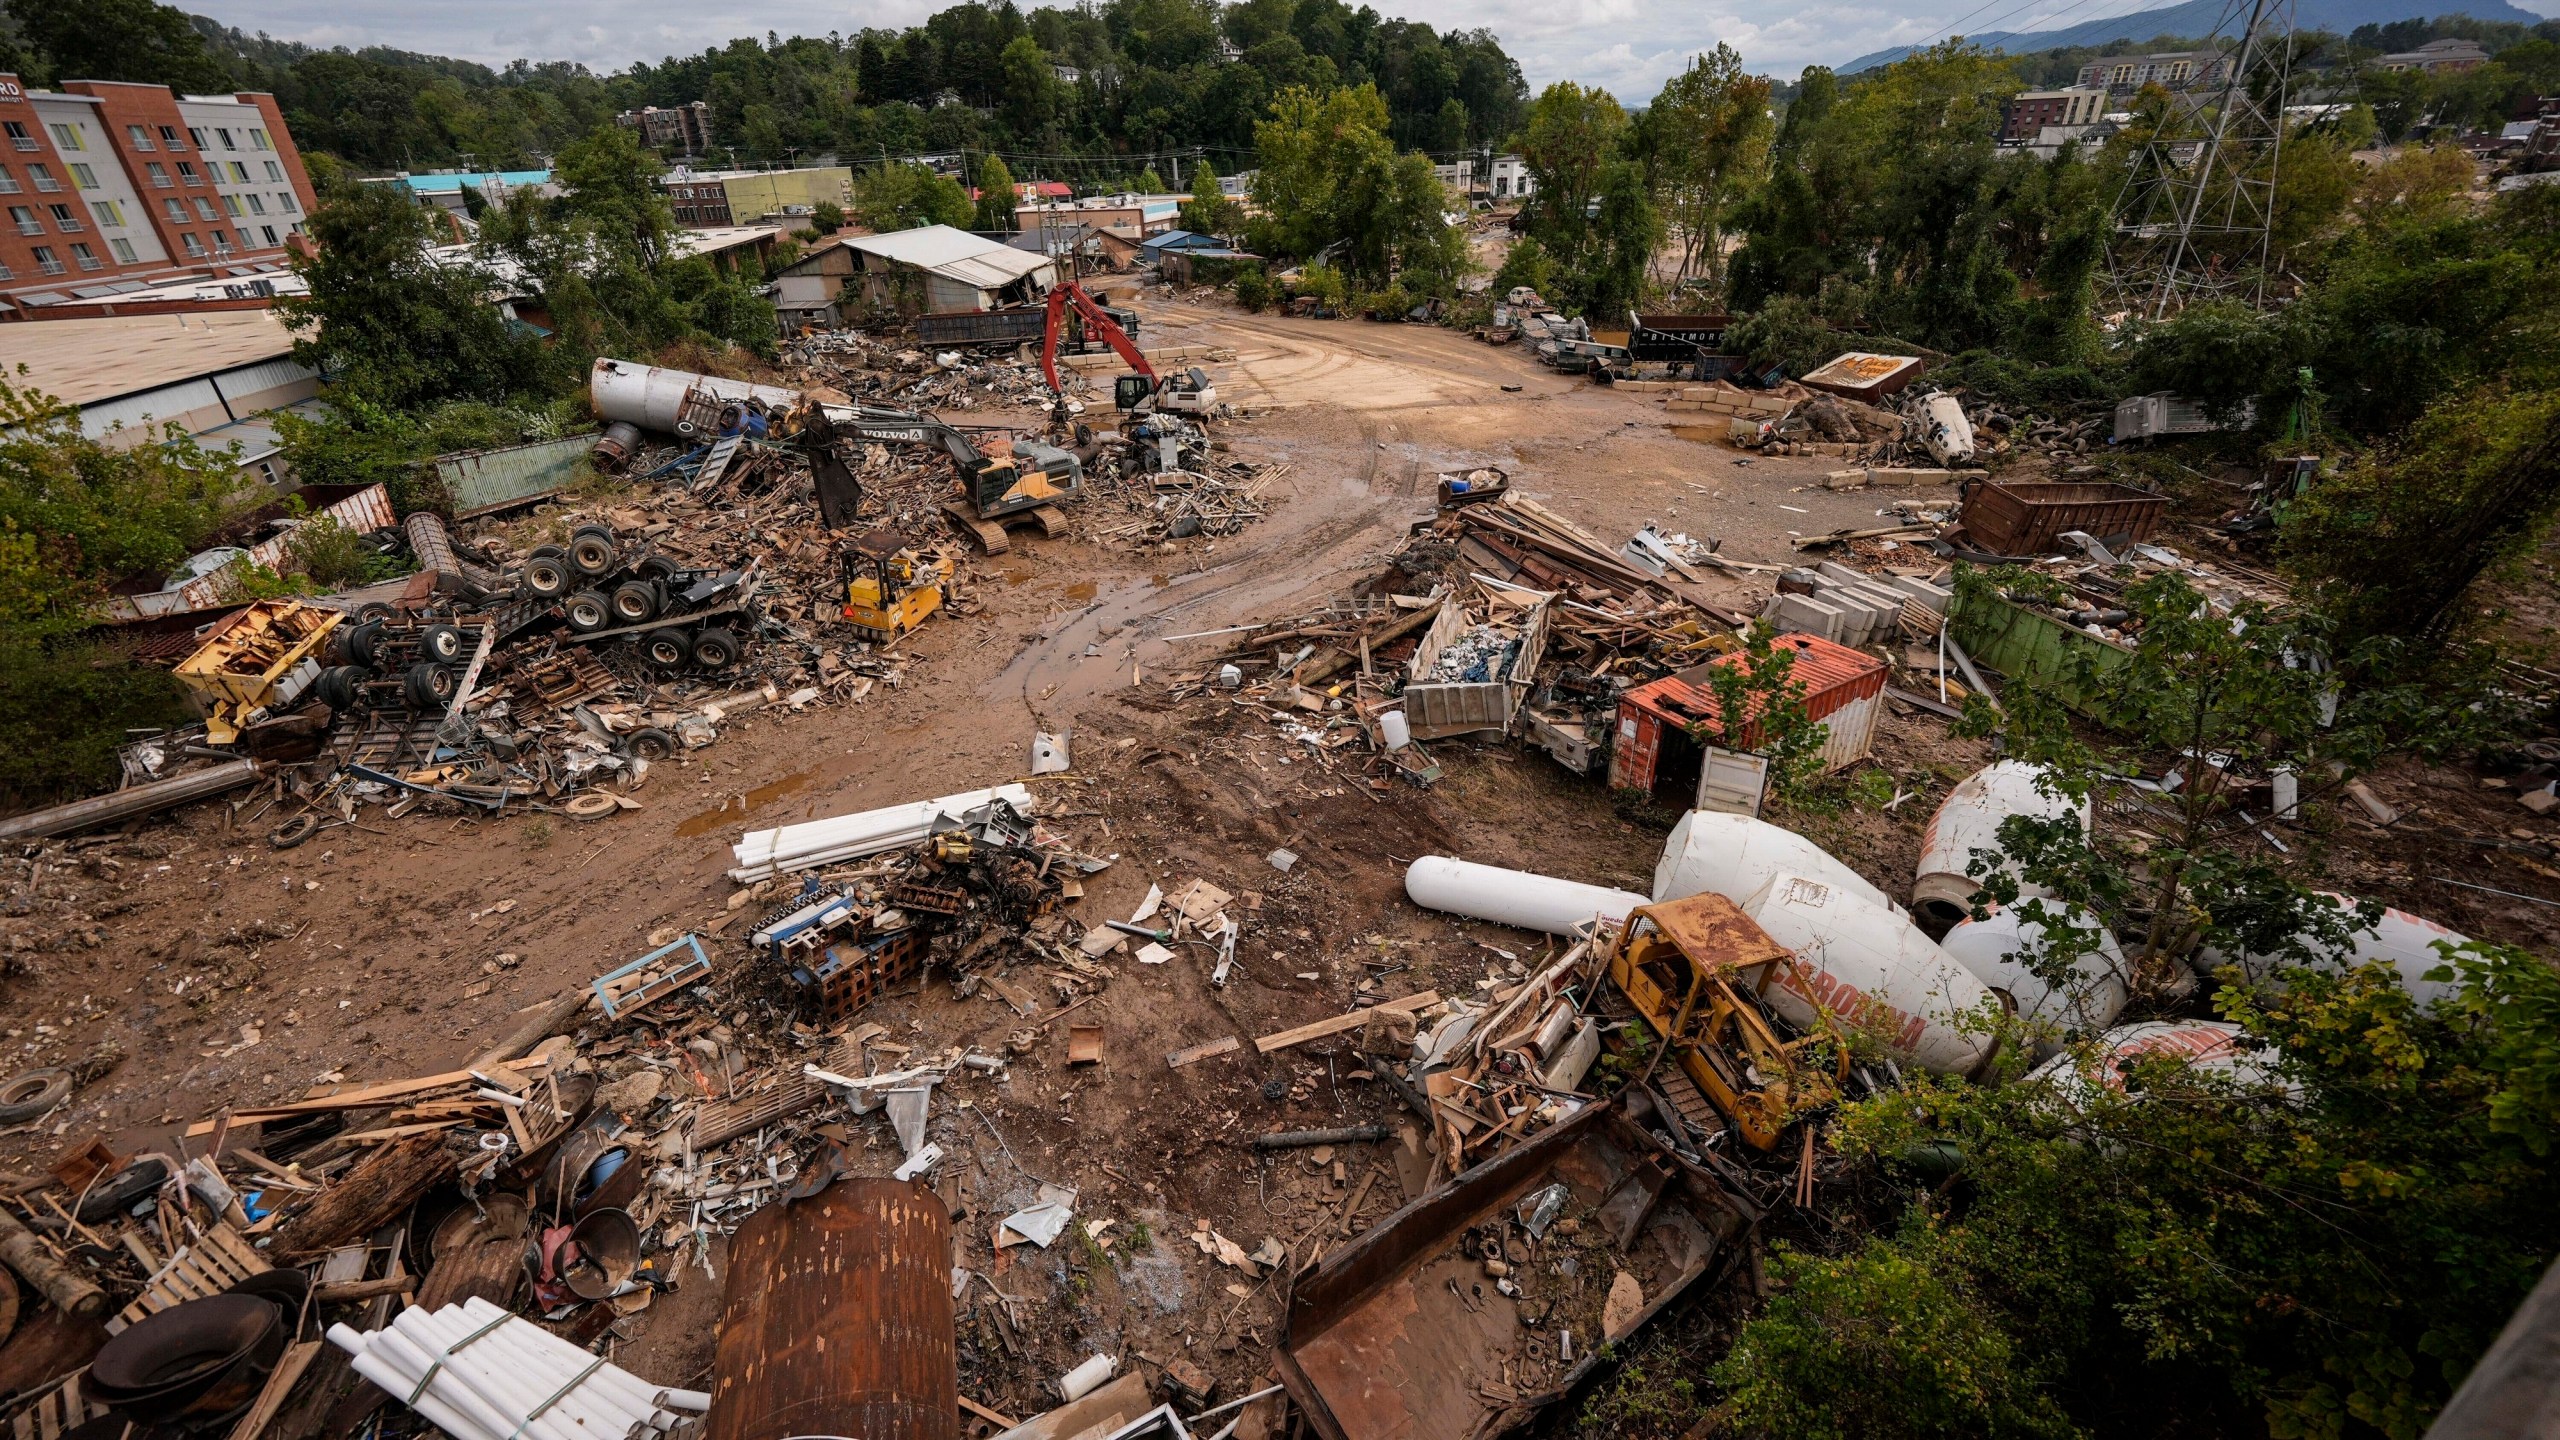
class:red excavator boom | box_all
[1039,281,1155,397]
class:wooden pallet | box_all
[347,712,441,772]
[110,1224,268,1334]
[9,1374,109,1440]
[690,1035,861,1149]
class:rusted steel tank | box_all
[707,1178,956,1440]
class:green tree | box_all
[1639,44,1773,298]
[853,161,975,231]
[0,378,246,804]
[1248,84,1461,289]
[276,179,550,412]
[1180,161,1242,237]
[974,152,1019,232]
[998,35,1058,137]
[1135,166,1166,193]
[7,0,230,91]
[811,199,846,233]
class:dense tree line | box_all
[0,0,1525,180]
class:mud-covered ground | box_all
[5,296,2554,1430]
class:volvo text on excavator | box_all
[820,401,1083,555]
[1039,280,1216,419]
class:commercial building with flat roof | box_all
[0,72,317,316]
[11,310,320,485]
[662,166,851,227]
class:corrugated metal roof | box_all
[8,311,303,406]
[849,225,1054,290]
[1626,633,1885,731]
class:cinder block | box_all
[1883,575,1953,614]
[1762,593,1845,643]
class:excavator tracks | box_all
[943,501,1011,555]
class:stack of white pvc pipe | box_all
[728,783,1035,882]
[328,1297,709,1440]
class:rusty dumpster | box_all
[1278,1102,1745,1440]
[1960,481,2167,556]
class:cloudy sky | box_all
[195,0,2554,101]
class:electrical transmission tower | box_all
[2105,0,2299,319]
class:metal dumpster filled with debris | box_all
[1402,579,1553,740]
[1278,1101,1744,1440]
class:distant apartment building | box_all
[2001,87,2107,143]
[661,166,852,227]
[1431,158,1476,194]
[0,73,317,317]
[1010,192,1182,238]
[1489,154,1536,200]
[618,102,713,154]
[2075,50,2233,97]
[2377,38,2492,73]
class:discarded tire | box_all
[343,619,384,668]
[403,663,457,710]
[562,793,620,821]
[521,553,572,600]
[0,1069,70,1123]
[641,630,693,669]
[565,591,613,633]
[421,623,466,664]
[267,814,323,850]
[691,627,741,669]
[78,1158,167,1222]
[568,529,618,577]
[625,727,677,762]
[635,555,679,581]
[610,581,660,625]
[315,666,366,711]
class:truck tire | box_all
[567,530,618,578]
[564,590,613,633]
[521,553,573,599]
[403,663,457,709]
[625,727,678,762]
[316,665,367,710]
[610,581,660,625]
[421,623,467,663]
[690,627,741,670]
[344,619,384,668]
[642,629,693,669]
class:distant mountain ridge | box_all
[1839,0,2545,73]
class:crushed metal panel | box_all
[1695,747,1769,817]
[709,1177,958,1440]
[1279,1103,1740,1440]
[437,434,600,519]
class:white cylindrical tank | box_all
[1737,870,1998,1075]
[1938,900,2128,1043]
[1913,762,2087,928]
[1922,392,1975,465]
[2202,892,2469,1005]
[2025,1020,2290,1106]
[1404,857,1649,937]
[1654,809,1895,913]
[589,358,805,435]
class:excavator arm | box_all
[1040,281,1155,398]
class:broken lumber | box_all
[464,988,590,1074]
[270,1133,452,1259]
[0,1204,107,1318]
[1253,991,1440,1054]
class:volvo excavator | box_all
[794,399,1083,555]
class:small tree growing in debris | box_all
[1949,565,2504,1005]
[1684,622,1830,808]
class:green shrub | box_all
[1232,264,1273,312]
[1294,263,1348,307]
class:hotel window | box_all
[127,125,155,150]
[47,123,83,151]
[264,161,282,181]
[260,225,278,246]
[223,193,243,217]
[250,129,272,150]
[163,198,187,223]
[228,161,249,182]
[193,197,218,221]
[32,245,62,274]
[246,192,265,214]
[110,236,138,263]
[8,205,37,235]
[46,203,80,230]
[69,162,97,188]
[158,125,184,148]
[147,162,172,187]
[70,242,101,270]
[28,163,58,192]
[0,165,16,194]
[276,191,296,213]
[177,161,201,184]
[216,128,236,149]
[94,199,123,226]
[181,232,204,256]
[188,127,208,149]
[3,122,33,152]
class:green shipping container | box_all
[1947,586,2136,724]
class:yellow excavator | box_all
[823,402,1083,555]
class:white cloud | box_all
[195,0,2018,97]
